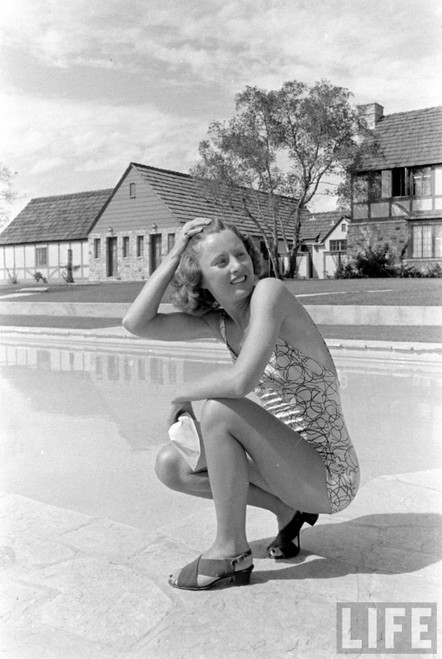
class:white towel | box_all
[168,413,206,472]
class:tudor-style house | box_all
[1,161,344,282]
[88,162,346,281]
[0,160,352,282]
[349,104,442,269]
[88,162,309,281]
[0,189,112,282]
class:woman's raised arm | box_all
[122,218,214,341]
[170,278,289,405]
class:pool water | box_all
[1,337,441,530]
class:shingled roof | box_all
[300,211,348,243]
[131,162,306,236]
[361,106,442,170]
[0,189,113,245]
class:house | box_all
[0,160,345,283]
[349,104,442,269]
[0,188,112,282]
[88,162,304,281]
[297,212,350,279]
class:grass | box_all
[1,277,441,306]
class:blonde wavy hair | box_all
[171,218,263,315]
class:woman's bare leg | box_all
[182,397,330,564]
[155,444,296,527]
[198,398,328,561]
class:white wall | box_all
[0,240,89,282]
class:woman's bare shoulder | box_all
[252,277,299,311]
[253,277,286,300]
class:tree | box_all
[0,164,18,232]
[192,80,376,277]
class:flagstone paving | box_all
[0,468,440,658]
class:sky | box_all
[0,0,441,221]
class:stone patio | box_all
[1,467,440,658]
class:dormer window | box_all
[129,182,136,198]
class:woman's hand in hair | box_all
[172,218,212,258]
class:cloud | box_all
[1,0,441,110]
[0,0,440,220]
[30,157,64,174]
[0,87,207,210]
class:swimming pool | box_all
[1,334,441,530]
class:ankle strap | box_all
[231,549,252,566]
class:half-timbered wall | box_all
[0,240,89,282]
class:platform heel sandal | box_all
[169,549,254,591]
[267,511,319,559]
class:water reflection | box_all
[0,343,220,452]
[0,342,441,478]
[0,344,192,386]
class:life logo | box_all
[336,602,437,654]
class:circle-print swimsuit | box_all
[220,313,360,513]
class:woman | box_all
[123,217,360,591]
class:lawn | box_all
[0,277,441,306]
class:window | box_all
[412,224,442,258]
[94,238,101,259]
[167,233,175,253]
[392,168,408,196]
[435,166,442,195]
[412,167,431,196]
[435,226,442,258]
[129,182,136,198]
[329,240,347,253]
[136,235,144,257]
[35,246,48,267]
[341,223,347,233]
[122,236,130,257]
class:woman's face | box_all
[197,230,255,304]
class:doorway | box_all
[107,237,118,277]
[149,234,162,275]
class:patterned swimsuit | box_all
[220,314,360,513]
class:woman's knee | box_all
[200,398,231,429]
[155,444,188,491]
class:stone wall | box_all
[88,231,170,281]
[347,218,409,258]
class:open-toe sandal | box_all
[169,549,254,591]
[267,511,318,559]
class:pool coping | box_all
[1,300,442,326]
[1,324,442,359]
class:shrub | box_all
[395,262,423,278]
[423,263,442,278]
[335,243,442,279]
[7,269,18,284]
[335,244,396,278]
[353,244,397,278]
[33,271,48,283]
[334,260,363,279]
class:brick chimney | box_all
[357,103,384,129]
